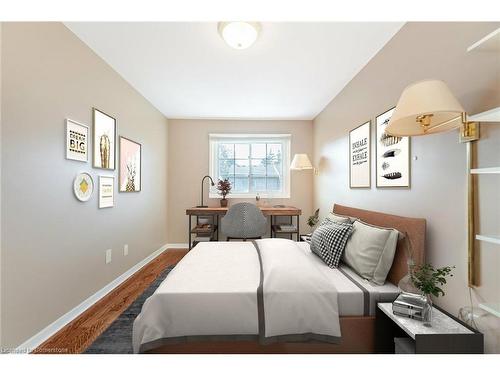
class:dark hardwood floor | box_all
[34,249,188,354]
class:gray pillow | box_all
[311,222,353,268]
[342,220,399,285]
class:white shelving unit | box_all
[476,234,500,245]
[467,28,500,52]
[470,167,500,174]
[469,107,500,123]
[467,29,500,319]
[479,303,500,319]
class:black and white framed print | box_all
[376,107,411,188]
[98,175,114,208]
[93,108,116,170]
[66,119,89,162]
[349,121,371,188]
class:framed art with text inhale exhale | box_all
[376,107,411,188]
[349,120,371,188]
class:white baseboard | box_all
[166,243,189,249]
[14,243,169,354]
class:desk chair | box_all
[221,202,267,241]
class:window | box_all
[209,134,291,198]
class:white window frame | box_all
[209,133,291,199]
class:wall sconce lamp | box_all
[386,79,479,287]
[290,154,317,174]
[386,79,479,141]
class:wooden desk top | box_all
[186,206,301,216]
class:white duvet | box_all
[132,238,341,353]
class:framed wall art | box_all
[93,108,116,170]
[375,107,411,188]
[98,175,115,208]
[73,172,94,202]
[119,136,142,192]
[66,119,89,162]
[349,121,371,188]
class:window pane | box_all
[251,176,267,192]
[218,159,234,177]
[267,158,282,177]
[267,143,282,161]
[251,159,266,176]
[251,143,266,158]
[218,143,234,159]
[234,177,249,192]
[235,144,250,159]
[235,159,249,177]
[266,177,282,191]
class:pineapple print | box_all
[126,162,136,192]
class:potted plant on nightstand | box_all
[307,209,320,232]
[217,178,232,207]
[410,263,455,323]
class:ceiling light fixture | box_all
[218,22,261,50]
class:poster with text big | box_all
[349,121,371,188]
[376,107,410,188]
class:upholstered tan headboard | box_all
[333,204,426,285]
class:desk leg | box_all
[270,215,273,238]
[216,215,219,241]
[296,215,300,241]
[188,215,192,250]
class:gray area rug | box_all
[84,264,176,354]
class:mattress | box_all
[296,242,400,316]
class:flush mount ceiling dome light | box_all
[218,22,261,49]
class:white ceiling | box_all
[65,22,404,120]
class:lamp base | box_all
[196,205,208,208]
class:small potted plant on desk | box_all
[217,178,232,207]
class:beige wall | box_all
[313,22,500,352]
[167,119,313,243]
[1,23,169,348]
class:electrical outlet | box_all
[105,249,112,264]
[124,244,129,256]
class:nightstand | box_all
[375,302,483,354]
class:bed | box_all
[133,204,426,354]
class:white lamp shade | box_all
[386,80,465,136]
[290,154,313,170]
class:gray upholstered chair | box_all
[221,202,267,241]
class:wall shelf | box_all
[468,107,500,123]
[470,167,500,174]
[467,28,500,53]
[479,303,500,319]
[476,234,500,245]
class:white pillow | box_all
[342,220,399,285]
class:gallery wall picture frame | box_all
[349,120,371,188]
[66,119,89,162]
[119,136,142,192]
[98,175,115,208]
[375,107,411,188]
[73,172,94,202]
[92,108,116,170]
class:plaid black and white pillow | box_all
[310,222,353,268]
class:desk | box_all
[186,206,302,249]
